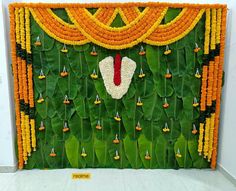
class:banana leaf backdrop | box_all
[9,3,227,170]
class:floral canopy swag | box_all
[9,2,227,170]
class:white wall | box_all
[0,0,18,171]
[0,0,235,178]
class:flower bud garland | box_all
[203,7,217,160]
[198,123,204,155]
[198,8,210,156]
[20,7,32,156]
[10,6,24,169]
[210,9,217,50]
[208,113,215,161]
[16,7,29,165]
[211,7,227,169]
[216,9,222,45]
[204,9,211,55]
[25,8,36,151]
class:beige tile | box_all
[0,169,235,191]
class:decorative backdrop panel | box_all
[9,2,227,170]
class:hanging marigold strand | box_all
[10,6,24,169]
[200,66,208,112]
[20,7,31,157]
[198,8,211,155]
[216,9,222,45]
[211,7,227,169]
[207,8,220,162]
[203,118,211,158]
[208,113,215,161]
[198,66,208,155]
[15,7,28,165]
[210,8,217,50]
[203,7,217,159]
[198,123,204,154]
[212,56,219,101]
[204,9,211,55]
[25,8,36,151]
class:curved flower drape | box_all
[29,6,206,49]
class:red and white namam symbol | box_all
[99,53,136,99]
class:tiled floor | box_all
[0,169,235,191]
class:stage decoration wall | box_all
[9,2,227,170]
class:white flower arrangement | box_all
[99,56,136,99]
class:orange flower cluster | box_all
[25,8,36,151]
[19,8,32,157]
[206,61,214,106]
[198,7,227,168]
[9,6,24,169]
[9,2,227,9]
[66,7,167,49]
[211,8,227,169]
[200,66,208,111]
[145,9,205,45]
[9,7,37,168]
[30,8,87,44]
[212,56,219,101]
[119,7,139,24]
[29,6,205,48]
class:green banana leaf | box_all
[123,135,142,169]
[65,134,80,168]
[174,134,192,168]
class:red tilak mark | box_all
[114,53,122,86]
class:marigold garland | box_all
[10,6,24,169]
[208,113,215,161]
[198,123,204,154]
[9,2,227,9]
[200,66,208,112]
[28,6,205,48]
[17,57,27,163]
[198,65,208,155]
[204,9,211,54]
[25,8,36,151]
[20,7,32,157]
[206,61,214,107]
[29,8,89,45]
[145,9,205,45]
[210,8,217,50]
[216,9,222,44]
[66,7,168,49]
[16,7,28,165]
[211,7,227,169]
[212,56,220,101]
[203,117,211,158]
